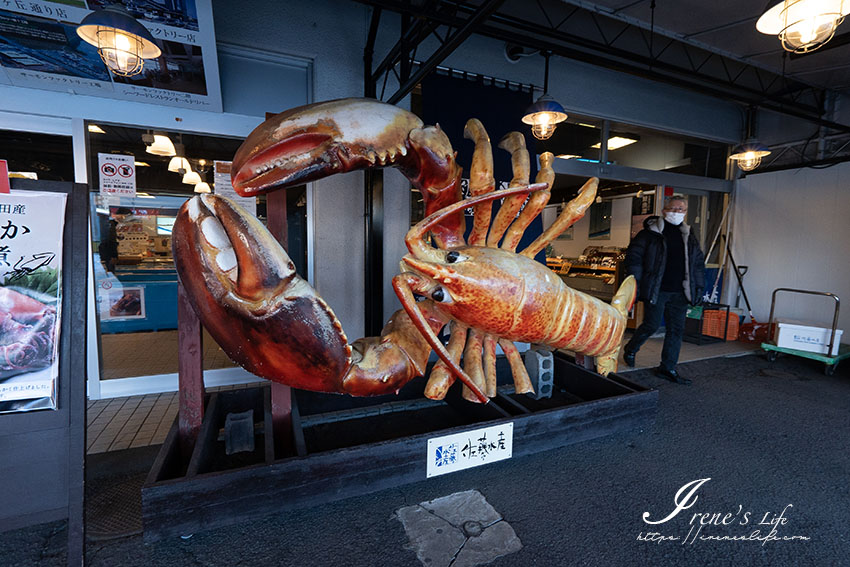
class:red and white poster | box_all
[0,190,66,413]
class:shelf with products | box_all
[551,246,626,303]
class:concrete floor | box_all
[5,343,848,566]
[86,332,758,456]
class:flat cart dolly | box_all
[761,288,850,376]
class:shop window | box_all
[588,200,612,240]
[0,129,74,181]
[87,123,308,389]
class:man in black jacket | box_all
[622,195,705,384]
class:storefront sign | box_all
[0,190,66,413]
[426,422,513,478]
[214,161,257,217]
[98,153,136,198]
[0,1,222,111]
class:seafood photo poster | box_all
[0,190,67,414]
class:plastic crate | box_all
[701,310,739,341]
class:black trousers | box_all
[625,291,689,372]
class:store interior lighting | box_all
[193,182,211,194]
[730,106,771,172]
[756,0,850,53]
[168,156,191,174]
[88,124,106,134]
[556,154,581,160]
[134,161,150,167]
[145,133,176,157]
[591,136,639,150]
[729,138,771,171]
[76,4,161,76]
[522,52,567,140]
[182,169,202,185]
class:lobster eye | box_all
[446,251,459,263]
[431,288,445,302]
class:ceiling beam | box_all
[386,0,505,104]
[358,0,850,134]
[683,16,759,39]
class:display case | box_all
[551,246,625,302]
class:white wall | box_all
[549,197,633,257]
[729,163,850,333]
[212,0,370,339]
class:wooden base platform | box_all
[141,352,657,541]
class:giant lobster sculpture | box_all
[173,99,636,403]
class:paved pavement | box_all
[3,351,849,566]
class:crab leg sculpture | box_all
[173,98,636,404]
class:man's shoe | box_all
[623,350,636,368]
[654,366,691,385]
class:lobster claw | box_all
[172,194,352,392]
[231,98,426,196]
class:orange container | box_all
[701,310,739,341]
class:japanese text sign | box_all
[426,422,513,478]
[98,153,136,198]
[0,189,66,413]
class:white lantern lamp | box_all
[522,53,567,141]
[756,0,850,54]
[76,4,161,76]
[729,139,772,171]
[730,107,772,172]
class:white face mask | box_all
[664,212,685,225]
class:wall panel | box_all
[730,164,850,333]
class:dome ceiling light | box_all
[144,133,176,157]
[76,4,161,76]
[756,0,850,54]
[182,169,202,185]
[522,52,567,141]
[168,156,191,174]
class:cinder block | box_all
[524,348,554,400]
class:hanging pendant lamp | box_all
[77,4,161,76]
[756,0,850,54]
[729,107,771,172]
[145,133,176,157]
[522,53,567,140]
[729,139,772,171]
[182,169,202,185]
[168,156,191,174]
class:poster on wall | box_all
[0,190,66,414]
[0,0,222,111]
[99,285,145,320]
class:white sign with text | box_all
[426,422,513,478]
[98,153,136,198]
